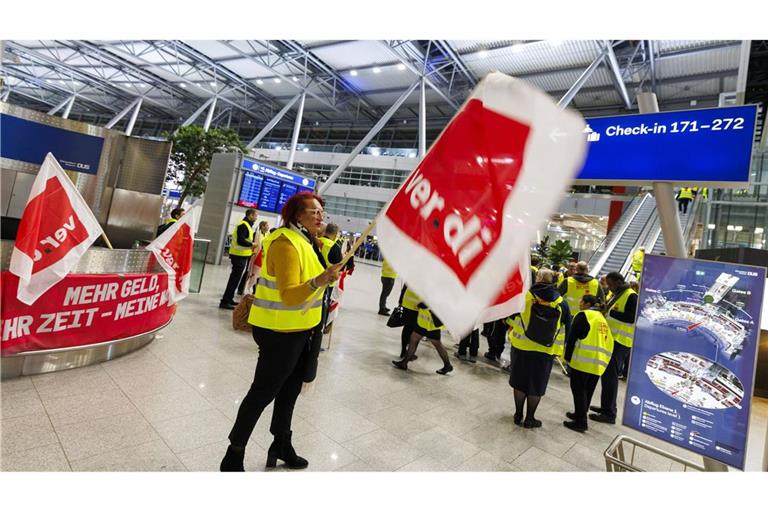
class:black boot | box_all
[220,445,245,472]
[266,431,308,469]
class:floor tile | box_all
[129,387,214,424]
[111,370,192,400]
[303,405,380,444]
[176,440,268,472]
[1,377,35,393]
[151,408,232,453]
[55,411,160,462]
[0,412,58,455]
[343,429,423,471]
[42,389,136,429]
[1,388,45,420]
[404,426,481,467]
[512,446,581,471]
[396,454,451,471]
[287,431,361,472]
[452,450,517,471]
[365,405,438,441]
[0,442,71,471]
[69,440,185,471]
[31,366,119,401]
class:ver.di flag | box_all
[146,207,199,304]
[9,153,105,305]
[377,72,587,338]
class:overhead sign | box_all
[575,105,757,186]
[0,114,105,175]
[623,254,765,469]
[237,159,315,214]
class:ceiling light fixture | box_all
[350,70,358,76]
[292,76,299,82]
[373,67,381,74]
[756,227,764,234]
[478,50,488,58]
[550,40,563,47]
[397,64,406,71]
[179,83,187,88]
[273,78,281,83]
[210,82,216,87]
[256,79,264,85]
[707,224,716,229]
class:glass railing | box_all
[586,193,648,273]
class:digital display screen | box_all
[575,105,758,185]
[236,159,315,213]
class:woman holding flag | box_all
[221,192,341,472]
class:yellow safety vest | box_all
[402,288,420,311]
[556,272,565,286]
[416,307,446,332]
[569,310,614,376]
[381,259,398,279]
[318,236,339,288]
[554,276,598,356]
[248,228,325,331]
[679,188,694,200]
[701,188,709,200]
[632,250,644,272]
[606,288,637,348]
[507,291,565,356]
[165,218,177,226]
[229,220,255,257]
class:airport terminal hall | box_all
[3,32,768,489]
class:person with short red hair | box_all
[221,191,341,472]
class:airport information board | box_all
[236,159,315,214]
[575,105,758,186]
[0,113,105,175]
[623,255,765,469]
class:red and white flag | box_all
[328,270,349,323]
[9,153,104,305]
[377,72,587,338]
[146,207,199,304]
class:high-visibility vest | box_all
[416,307,445,332]
[678,188,694,200]
[165,218,177,226]
[318,236,339,288]
[569,310,614,376]
[606,288,637,348]
[229,220,255,257]
[554,276,599,356]
[507,291,565,356]
[381,259,398,279]
[556,272,565,286]
[402,288,420,311]
[248,228,324,331]
[632,250,644,272]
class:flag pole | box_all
[301,219,378,315]
[100,232,114,250]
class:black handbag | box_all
[386,306,406,328]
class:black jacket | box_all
[564,307,602,362]
[236,220,255,249]
[523,283,572,340]
[607,286,638,323]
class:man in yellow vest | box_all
[379,258,398,315]
[317,223,353,333]
[555,261,605,360]
[676,187,694,214]
[157,207,184,236]
[590,272,638,424]
[631,246,645,279]
[220,209,257,310]
[563,294,614,432]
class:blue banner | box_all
[623,255,765,469]
[237,159,315,213]
[0,114,104,175]
[576,105,757,184]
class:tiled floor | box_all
[1,262,766,472]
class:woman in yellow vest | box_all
[590,272,638,425]
[507,269,571,428]
[392,301,453,375]
[563,294,614,432]
[676,187,694,214]
[221,192,341,472]
[397,285,422,360]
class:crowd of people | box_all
[185,191,640,471]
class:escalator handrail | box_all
[590,193,653,276]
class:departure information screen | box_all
[575,105,758,185]
[236,159,315,213]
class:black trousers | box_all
[458,329,480,357]
[222,255,249,304]
[569,368,600,425]
[228,326,311,447]
[379,277,395,311]
[677,198,691,213]
[484,320,507,358]
[598,343,631,419]
[400,309,418,357]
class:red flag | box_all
[328,270,349,323]
[9,153,104,305]
[146,207,198,304]
[377,73,587,338]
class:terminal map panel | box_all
[575,105,758,185]
[623,255,765,469]
[236,159,315,214]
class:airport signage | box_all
[237,159,315,214]
[0,114,105,175]
[1,272,175,355]
[575,105,758,186]
[623,255,765,469]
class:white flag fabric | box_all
[146,206,200,304]
[9,153,104,305]
[376,72,587,338]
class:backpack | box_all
[522,295,562,347]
